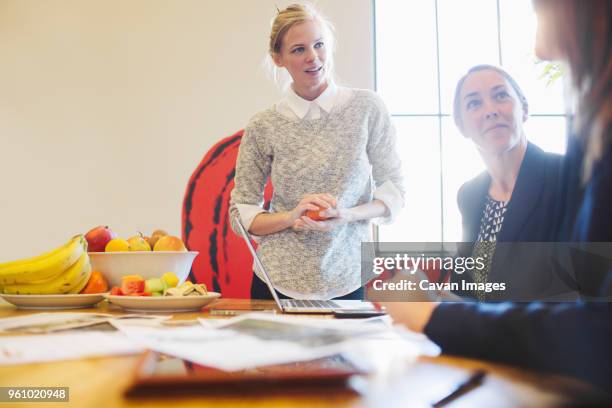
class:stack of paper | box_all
[111,312,424,372]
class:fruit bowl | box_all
[88,251,198,288]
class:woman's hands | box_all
[249,193,339,236]
[381,301,439,333]
[293,206,354,232]
[367,269,458,333]
[269,194,390,233]
[377,271,440,332]
[289,193,344,232]
[292,197,390,232]
[289,193,337,221]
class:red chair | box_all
[181,130,273,298]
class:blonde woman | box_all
[230,4,404,300]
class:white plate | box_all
[104,292,220,312]
[0,293,106,310]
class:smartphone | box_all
[332,310,386,319]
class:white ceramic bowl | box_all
[88,251,198,287]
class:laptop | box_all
[235,217,379,314]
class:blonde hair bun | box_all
[269,3,335,56]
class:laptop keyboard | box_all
[286,299,341,309]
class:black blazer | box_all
[458,142,562,244]
[452,142,569,300]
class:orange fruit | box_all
[105,238,130,252]
[153,235,187,252]
[305,206,329,221]
[149,229,168,249]
[80,271,109,294]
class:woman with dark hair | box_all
[451,64,564,301]
[384,0,612,393]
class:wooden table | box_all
[0,299,598,407]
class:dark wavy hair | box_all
[533,0,612,178]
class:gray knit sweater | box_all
[230,89,404,299]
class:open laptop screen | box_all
[234,216,285,311]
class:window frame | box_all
[372,0,568,243]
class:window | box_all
[375,0,567,242]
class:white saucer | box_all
[104,292,220,312]
[0,293,106,309]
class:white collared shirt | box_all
[275,82,353,120]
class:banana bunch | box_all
[0,235,92,295]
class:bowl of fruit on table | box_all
[85,226,198,288]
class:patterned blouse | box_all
[471,196,508,300]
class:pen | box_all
[432,369,486,407]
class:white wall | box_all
[0,0,374,259]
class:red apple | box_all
[85,225,117,252]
